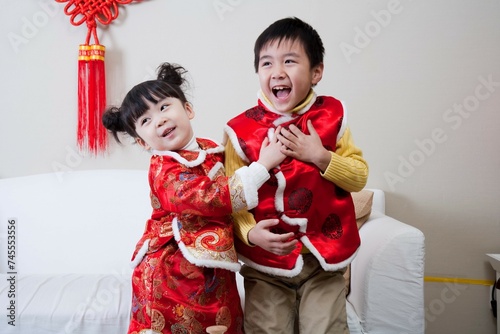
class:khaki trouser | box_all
[241,253,349,334]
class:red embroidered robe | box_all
[225,96,360,277]
[128,138,243,334]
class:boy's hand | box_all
[278,120,331,172]
[257,126,287,171]
[248,219,298,255]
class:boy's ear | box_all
[135,137,151,151]
[311,62,324,85]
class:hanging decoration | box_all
[56,0,136,155]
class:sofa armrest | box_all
[366,188,385,215]
[347,211,425,334]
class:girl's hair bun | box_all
[156,62,186,87]
[102,106,126,142]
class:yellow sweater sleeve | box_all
[225,140,257,245]
[225,126,368,245]
[321,127,369,192]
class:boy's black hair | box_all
[253,17,325,72]
[102,63,189,143]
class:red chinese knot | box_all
[56,0,135,155]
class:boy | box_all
[224,17,369,333]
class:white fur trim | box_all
[274,170,286,213]
[172,216,182,241]
[172,217,241,272]
[234,165,259,209]
[204,141,225,155]
[152,138,225,167]
[249,162,270,188]
[224,124,250,163]
[301,236,359,271]
[234,162,269,210]
[238,253,304,278]
[273,114,295,127]
[130,239,150,269]
[266,127,274,140]
[281,214,307,232]
[207,161,224,180]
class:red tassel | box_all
[77,44,107,155]
[91,45,107,153]
[56,0,137,155]
[77,45,90,152]
[55,0,140,155]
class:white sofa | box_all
[0,170,425,333]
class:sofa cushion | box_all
[352,189,374,229]
[0,273,132,334]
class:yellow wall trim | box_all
[425,276,494,286]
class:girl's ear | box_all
[135,137,151,151]
[185,102,195,120]
[311,62,324,85]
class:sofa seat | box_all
[0,274,131,334]
[0,170,424,333]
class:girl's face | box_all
[134,97,195,152]
[257,39,323,113]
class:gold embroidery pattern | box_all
[216,306,232,329]
[150,194,161,209]
[229,174,247,212]
[137,329,161,334]
[151,309,165,332]
[180,226,239,264]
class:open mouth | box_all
[161,127,175,137]
[272,86,291,99]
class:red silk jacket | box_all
[225,96,360,277]
[130,138,240,272]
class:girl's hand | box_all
[278,120,331,171]
[248,219,298,255]
[257,126,287,171]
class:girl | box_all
[102,63,285,334]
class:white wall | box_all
[1,0,499,333]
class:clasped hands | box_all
[249,120,329,256]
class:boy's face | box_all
[257,39,323,113]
